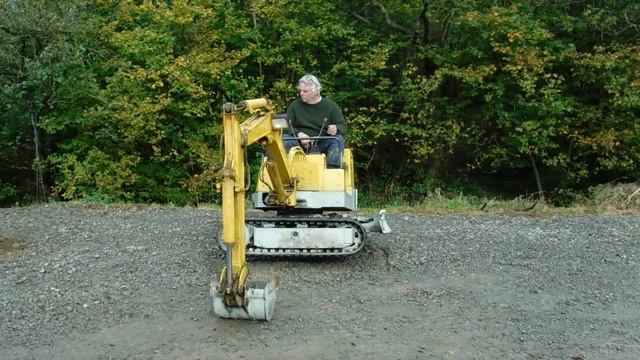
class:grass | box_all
[587,182,640,212]
[16,183,640,216]
[359,182,640,215]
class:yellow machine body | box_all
[257,149,355,193]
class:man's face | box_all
[298,83,318,104]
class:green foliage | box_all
[352,1,640,200]
[44,0,235,203]
[0,0,97,202]
[0,181,18,206]
[49,150,138,200]
[570,44,640,179]
[1,0,639,205]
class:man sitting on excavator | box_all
[284,74,347,169]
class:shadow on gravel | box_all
[245,245,392,269]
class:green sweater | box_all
[286,98,347,137]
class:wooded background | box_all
[1,0,639,205]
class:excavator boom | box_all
[211,100,283,321]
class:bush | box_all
[589,182,640,211]
[0,181,17,206]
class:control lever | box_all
[314,118,328,147]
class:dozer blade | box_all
[359,209,392,234]
[211,277,279,321]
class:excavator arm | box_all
[238,99,298,207]
[212,98,290,321]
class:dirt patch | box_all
[0,236,25,257]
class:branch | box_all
[0,25,18,36]
[441,9,455,44]
[371,1,413,34]
[626,188,640,204]
[533,0,549,13]
[366,147,376,170]
[0,68,20,77]
[617,12,640,38]
[350,11,373,27]
[419,2,429,44]
[349,2,413,36]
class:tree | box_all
[3,0,639,205]
[48,0,248,203]
[0,0,95,203]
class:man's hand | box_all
[298,132,311,147]
[327,124,337,136]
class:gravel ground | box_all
[1,204,639,360]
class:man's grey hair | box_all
[299,74,322,94]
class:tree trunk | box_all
[529,154,544,202]
[30,112,46,202]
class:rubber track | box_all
[244,216,368,257]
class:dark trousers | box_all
[284,134,345,168]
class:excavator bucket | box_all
[211,277,279,321]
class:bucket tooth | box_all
[211,277,279,321]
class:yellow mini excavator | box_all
[211,98,391,321]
